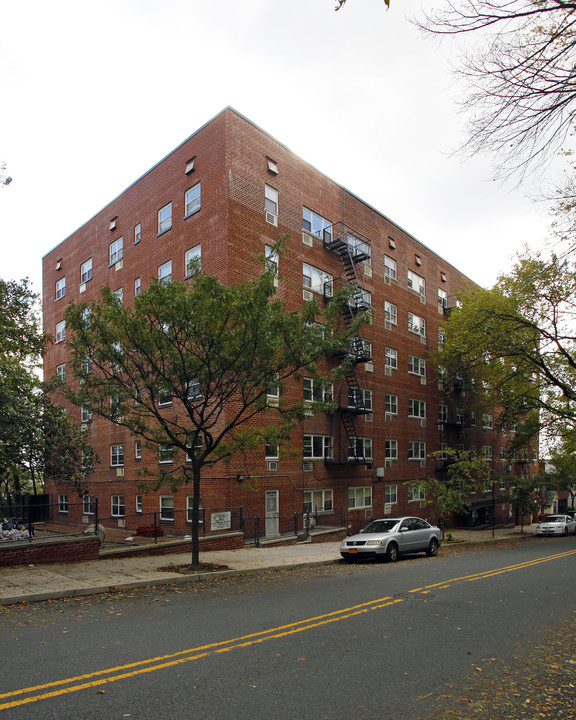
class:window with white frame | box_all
[265,441,278,459]
[482,446,493,460]
[348,486,372,509]
[83,494,95,515]
[265,184,278,215]
[438,328,446,347]
[303,489,333,514]
[348,387,372,411]
[136,495,143,513]
[160,496,174,521]
[55,277,66,301]
[114,287,123,304]
[186,496,203,523]
[303,377,332,403]
[408,354,426,376]
[384,255,397,280]
[303,263,333,296]
[385,439,398,460]
[159,444,174,464]
[185,183,201,217]
[185,245,201,276]
[81,356,92,374]
[109,237,123,266]
[384,301,397,325]
[56,363,66,382]
[408,399,426,418]
[385,346,398,370]
[408,312,426,336]
[187,378,202,400]
[438,443,448,460]
[438,404,448,424]
[58,493,68,513]
[408,441,426,460]
[134,223,141,245]
[483,413,493,429]
[111,495,125,517]
[135,440,142,460]
[185,434,202,462]
[385,393,398,415]
[134,277,141,296]
[265,245,278,274]
[158,260,172,285]
[303,434,332,460]
[302,207,332,241]
[55,320,66,343]
[80,258,92,284]
[438,288,448,309]
[408,485,425,502]
[407,270,425,295]
[348,437,372,460]
[110,444,124,467]
[81,405,92,423]
[456,408,465,425]
[266,373,279,404]
[469,411,476,427]
[385,485,398,504]
[158,203,172,234]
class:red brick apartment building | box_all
[42,107,526,540]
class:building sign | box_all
[211,511,231,531]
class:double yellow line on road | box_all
[2,547,575,710]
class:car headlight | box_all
[366,539,383,546]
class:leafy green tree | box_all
[508,474,541,531]
[414,448,492,536]
[438,250,576,446]
[64,248,366,568]
[547,435,576,510]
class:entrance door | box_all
[265,490,279,537]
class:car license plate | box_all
[349,548,358,554]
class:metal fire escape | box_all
[323,222,372,465]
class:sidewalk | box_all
[0,525,537,606]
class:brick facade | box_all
[42,107,530,539]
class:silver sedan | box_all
[340,516,442,563]
[536,515,576,536]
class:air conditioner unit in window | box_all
[385,366,392,376]
[438,305,444,314]
[365,362,374,373]
[79,283,86,294]
[116,260,123,271]
[265,211,278,227]
[303,461,314,472]
[385,321,392,331]
[385,413,392,423]
[117,518,126,528]
[420,377,427,385]
[384,276,392,285]
[420,460,426,468]
[420,336,427,345]
[267,460,279,471]
[116,467,124,477]
[303,289,313,302]
[385,458,392,468]
[420,294,426,304]
[365,509,372,519]
[302,232,313,246]
[364,265,372,278]
[420,419,427,428]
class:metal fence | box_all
[243,507,345,546]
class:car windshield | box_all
[361,520,399,534]
[544,516,563,523]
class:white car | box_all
[536,515,576,536]
[340,517,442,563]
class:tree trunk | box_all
[190,468,201,569]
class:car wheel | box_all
[426,538,439,557]
[385,542,399,563]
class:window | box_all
[136,495,143,513]
[113,288,123,304]
[408,485,425,502]
[302,208,332,241]
[266,373,279,404]
[158,203,172,234]
[385,347,398,370]
[134,223,141,244]
[385,439,398,460]
[265,245,278,274]
[438,404,448,424]
[55,277,66,301]
[384,301,397,325]
[384,255,397,280]
[456,408,465,425]
[483,414,493,429]
[265,441,279,459]
[469,411,477,427]
[81,406,92,423]
[408,355,426,377]
[158,260,172,285]
[303,489,333,514]
[408,313,426,337]
[385,393,398,415]
[185,245,201,276]
[187,378,202,400]
[56,363,66,382]
[500,447,507,460]
[348,437,372,460]
[160,496,174,522]
[110,444,124,467]
[58,493,68,513]
[408,270,425,295]
[111,495,125,517]
[348,486,372,509]
[303,434,332,460]
[303,263,333,296]
[438,288,448,309]
[135,440,142,460]
[134,277,141,296]
[348,387,372,411]
[83,495,95,515]
[408,441,426,460]
[185,183,201,217]
[408,399,426,418]
[81,356,92,374]
[159,444,174,464]
[265,184,278,215]
[55,320,66,344]
[303,377,332,403]
[385,485,397,504]
[186,496,203,524]
[80,258,92,284]
[109,237,123,266]
[438,328,446,347]
[482,446,493,460]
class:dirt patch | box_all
[156,562,229,574]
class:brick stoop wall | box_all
[0,535,99,567]
[99,532,244,559]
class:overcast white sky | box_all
[0,0,560,296]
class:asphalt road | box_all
[1,537,575,720]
